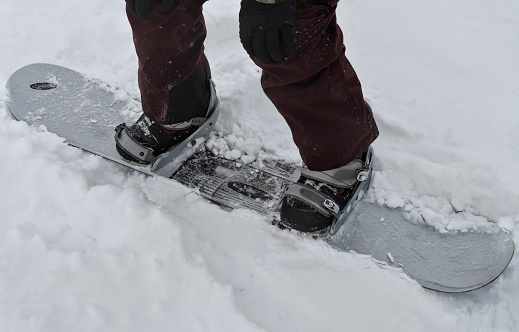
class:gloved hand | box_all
[239,0,299,64]
[126,0,175,20]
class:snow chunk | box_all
[241,140,261,156]
[229,149,242,159]
[225,134,238,145]
[384,194,405,209]
[420,208,446,228]
[445,217,475,231]
[409,197,425,209]
[387,252,395,263]
[240,154,255,164]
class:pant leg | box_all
[127,0,207,124]
[253,0,379,171]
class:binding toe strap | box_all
[284,183,341,218]
[114,124,156,164]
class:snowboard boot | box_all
[280,146,374,233]
[115,60,213,165]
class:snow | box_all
[0,0,518,331]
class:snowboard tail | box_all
[328,201,515,293]
[6,63,515,293]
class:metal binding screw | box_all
[324,199,340,215]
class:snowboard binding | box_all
[114,65,219,177]
[280,146,374,235]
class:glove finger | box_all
[281,27,299,51]
[163,0,175,9]
[252,32,272,64]
[136,0,151,20]
[266,29,285,62]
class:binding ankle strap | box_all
[301,160,369,188]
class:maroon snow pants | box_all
[127,0,379,171]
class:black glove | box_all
[126,0,175,20]
[239,0,299,64]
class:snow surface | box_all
[1,0,518,331]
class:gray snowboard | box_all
[6,63,514,293]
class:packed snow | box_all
[1,0,518,331]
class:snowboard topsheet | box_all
[6,63,514,293]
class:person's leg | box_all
[117,0,213,164]
[127,0,209,125]
[253,0,379,171]
[246,0,379,232]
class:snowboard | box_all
[6,63,514,293]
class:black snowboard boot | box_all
[280,147,373,233]
[115,61,212,165]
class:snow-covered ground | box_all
[1,0,518,331]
